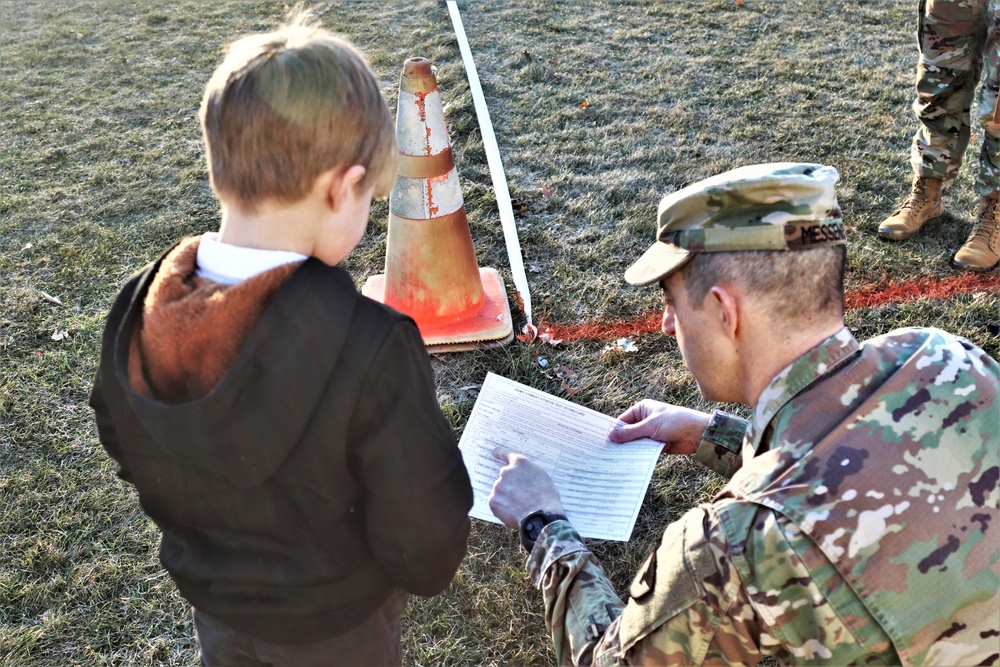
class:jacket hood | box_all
[113,254,358,488]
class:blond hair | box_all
[200,8,397,208]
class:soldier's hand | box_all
[488,447,565,529]
[608,399,711,456]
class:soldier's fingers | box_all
[615,402,647,424]
[609,421,643,443]
[491,446,522,464]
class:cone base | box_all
[362,267,513,352]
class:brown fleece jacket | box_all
[91,243,474,643]
[128,236,302,404]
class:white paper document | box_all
[458,372,663,542]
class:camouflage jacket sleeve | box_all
[693,410,748,479]
[527,520,626,665]
[527,510,764,666]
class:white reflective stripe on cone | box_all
[396,89,450,156]
[390,169,465,219]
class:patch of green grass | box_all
[2,0,996,665]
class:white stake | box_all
[446,1,533,331]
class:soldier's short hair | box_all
[680,245,846,321]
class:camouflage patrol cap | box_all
[624,162,844,286]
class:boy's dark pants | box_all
[194,591,408,667]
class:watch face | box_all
[525,515,546,541]
[521,511,567,551]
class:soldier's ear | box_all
[708,285,740,340]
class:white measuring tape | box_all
[446,1,533,331]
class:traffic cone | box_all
[363,57,513,351]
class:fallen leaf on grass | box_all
[517,323,564,346]
[522,50,532,63]
[51,330,69,341]
[539,185,553,198]
[39,291,63,306]
[577,99,590,110]
[602,337,637,357]
[735,0,744,5]
[517,323,538,343]
[549,365,580,395]
[553,365,577,379]
[458,384,481,400]
[537,328,563,346]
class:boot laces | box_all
[970,196,1000,250]
[897,178,934,213]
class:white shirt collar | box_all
[195,232,307,285]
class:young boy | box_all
[89,10,473,666]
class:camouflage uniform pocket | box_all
[617,507,721,660]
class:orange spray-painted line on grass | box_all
[536,272,1000,343]
[843,272,999,309]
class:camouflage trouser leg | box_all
[977,1,1000,195]
[910,0,1000,195]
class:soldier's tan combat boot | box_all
[952,193,1000,272]
[878,176,944,241]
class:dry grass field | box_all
[1,0,997,665]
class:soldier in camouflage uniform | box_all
[879,0,1000,272]
[489,163,1000,666]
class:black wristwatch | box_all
[519,510,568,552]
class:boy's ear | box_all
[325,165,367,212]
